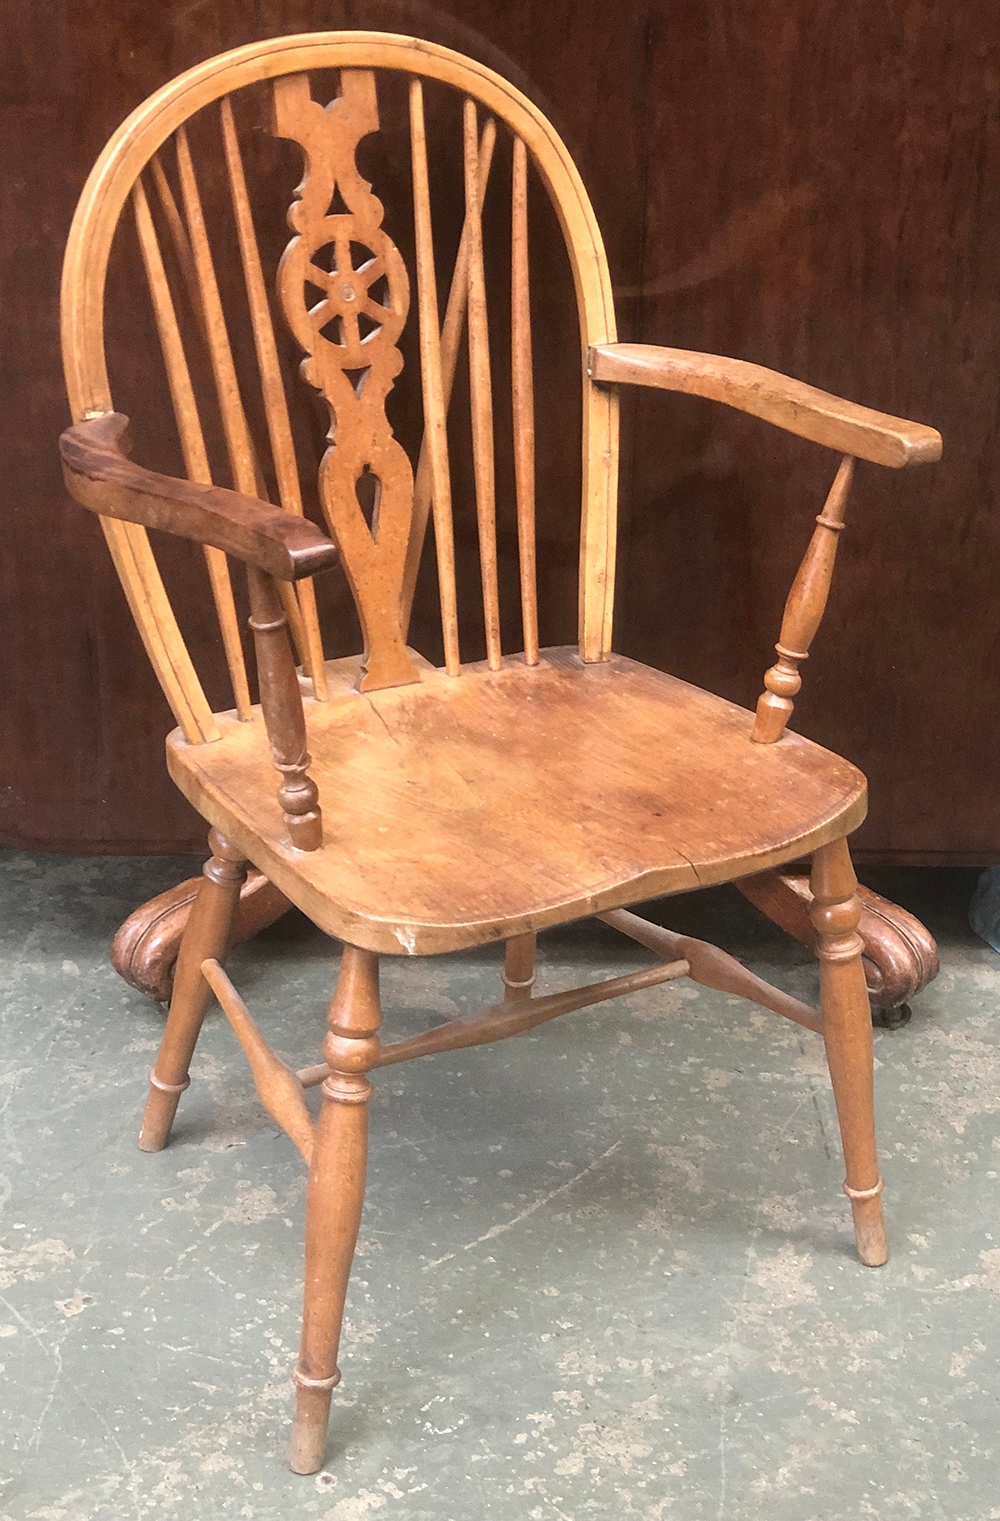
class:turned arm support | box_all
[587,344,942,468]
[589,343,942,743]
[61,411,329,847]
[60,412,339,581]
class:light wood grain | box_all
[588,343,942,468]
[175,124,259,496]
[166,647,867,956]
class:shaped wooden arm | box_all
[60,412,339,581]
[588,344,941,469]
[590,343,942,742]
[62,411,326,848]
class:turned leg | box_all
[289,945,383,1475]
[502,932,536,1002]
[137,829,248,1152]
[809,838,888,1267]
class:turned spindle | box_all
[752,454,855,744]
[246,565,322,850]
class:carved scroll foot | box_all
[735,869,939,1011]
[112,869,294,1003]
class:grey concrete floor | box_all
[1,852,998,1520]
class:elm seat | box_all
[167,647,867,956]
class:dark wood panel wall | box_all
[0,1,996,859]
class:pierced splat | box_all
[274,71,420,692]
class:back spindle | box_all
[401,116,496,633]
[409,77,461,675]
[220,96,329,701]
[511,136,538,665]
[752,453,855,744]
[132,174,252,722]
[463,98,501,670]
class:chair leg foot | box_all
[288,946,382,1474]
[846,1181,888,1267]
[138,1071,191,1152]
[137,829,247,1151]
[810,838,889,1268]
[289,1372,339,1474]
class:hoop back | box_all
[61,33,619,742]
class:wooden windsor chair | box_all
[59,32,942,1474]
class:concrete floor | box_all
[1,852,998,1520]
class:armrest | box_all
[588,343,942,469]
[60,412,339,581]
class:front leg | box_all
[289,945,383,1475]
[810,838,888,1267]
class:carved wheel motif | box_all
[274,70,420,691]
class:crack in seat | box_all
[167,646,867,955]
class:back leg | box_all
[809,836,888,1266]
[138,828,247,1151]
[502,932,536,1001]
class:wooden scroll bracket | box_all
[735,868,939,1014]
[60,412,339,582]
